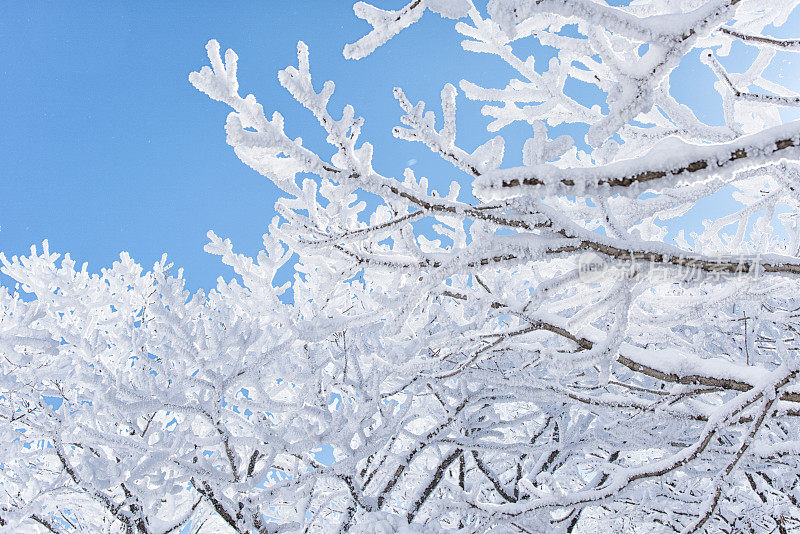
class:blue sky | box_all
[2,2,798,293]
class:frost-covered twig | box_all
[477,120,800,197]
[721,27,800,51]
[703,50,800,107]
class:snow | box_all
[4,0,800,532]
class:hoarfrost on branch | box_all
[3,0,800,532]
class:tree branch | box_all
[721,27,800,51]
[477,120,800,195]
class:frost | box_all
[4,1,800,533]
[426,0,470,20]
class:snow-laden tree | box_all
[3,0,800,532]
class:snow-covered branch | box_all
[4,1,800,532]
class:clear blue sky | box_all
[2,2,798,293]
